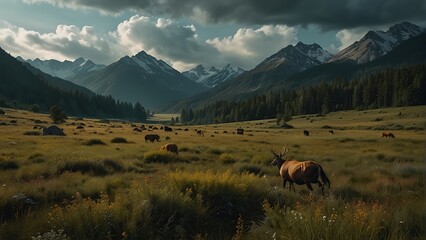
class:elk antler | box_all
[281,146,289,156]
[271,149,278,157]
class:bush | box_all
[28,153,45,163]
[144,151,178,163]
[49,105,67,124]
[57,159,123,176]
[23,131,40,136]
[219,153,237,165]
[84,139,106,146]
[111,137,128,143]
[238,165,262,175]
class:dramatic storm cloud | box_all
[0,15,297,71]
[23,0,426,29]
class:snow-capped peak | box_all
[183,63,245,88]
[328,22,424,64]
[20,57,105,79]
[295,42,333,63]
[126,51,176,74]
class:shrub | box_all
[84,139,106,146]
[111,137,128,143]
[49,105,67,124]
[23,131,40,136]
[144,151,178,163]
[238,165,262,175]
[219,153,237,165]
[208,148,223,155]
[0,160,19,170]
[28,153,45,163]
[56,159,123,176]
[321,125,333,129]
[340,138,355,143]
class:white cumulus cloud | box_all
[0,15,299,71]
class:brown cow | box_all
[271,147,330,194]
[161,143,178,155]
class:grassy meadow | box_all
[0,106,425,240]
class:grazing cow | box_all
[164,126,173,132]
[161,143,178,155]
[382,132,395,138]
[197,130,204,136]
[303,130,310,136]
[271,147,330,194]
[329,130,334,134]
[145,134,160,142]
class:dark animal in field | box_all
[42,125,65,136]
[184,128,189,131]
[303,130,310,136]
[161,143,178,155]
[329,130,334,134]
[145,134,160,142]
[197,130,204,136]
[382,132,395,138]
[237,128,244,135]
[271,147,330,194]
[133,127,143,132]
[164,126,173,132]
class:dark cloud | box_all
[26,0,426,29]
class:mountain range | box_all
[183,64,245,88]
[66,51,207,109]
[7,21,425,114]
[164,22,424,112]
[17,57,105,80]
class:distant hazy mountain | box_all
[329,22,424,64]
[183,64,245,88]
[17,57,105,80]
[68,51,207,109]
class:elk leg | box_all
[306,183,313,191]
[290,182,296,192]
[283,179,287,189]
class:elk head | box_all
[271,147,289,166]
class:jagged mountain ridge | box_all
[17,56,105,80]
[328,22,424,64]
[68,51,207,109]
[164,42,332,111]
[164,32,425,113]
[183,64,245,88]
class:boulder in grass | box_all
[42,125,65,136]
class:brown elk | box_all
[382,132,395,138]
[271,147,330,194]
[161,143,178,155]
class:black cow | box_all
[164,126,173,132]
[145,134,160,142]
[303,130,310,136]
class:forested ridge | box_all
[181,65,426,124]
[0,47,147,121]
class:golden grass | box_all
[0,105,425,239]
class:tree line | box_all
[180,65,425,124]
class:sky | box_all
[0,0,424,72]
